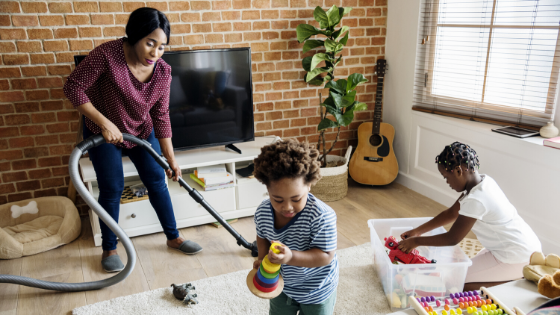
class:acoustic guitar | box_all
[349,59,399,185]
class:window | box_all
[413,0,560,128]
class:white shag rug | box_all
[73,243,391,315]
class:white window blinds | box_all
[413,0,560,128]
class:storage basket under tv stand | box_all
[79,137,278,247]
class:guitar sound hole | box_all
[369,134,382,147]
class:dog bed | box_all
[0,196,81,259]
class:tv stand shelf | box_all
[79,137,278,247]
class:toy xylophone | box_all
[410,287,518,315]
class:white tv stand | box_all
[79,136,278,247]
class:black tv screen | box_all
[161,48,254,151]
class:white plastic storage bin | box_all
[368,218,472,311]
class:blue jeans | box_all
[83,125,180,251]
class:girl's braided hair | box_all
[435,142,480,172]
[253,139,322,187]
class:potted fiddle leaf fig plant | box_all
[296,5,369,201]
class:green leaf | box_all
[305,67,329,82]
[326,5,341,27]
[338,7,352,18]
[339,31,349,46]
[313,6,329,29]
[302,56,313,71]
[347,73,368,91]
[310,53,329,70]
[302,40,324,53]
[296,24,322,43]
[339,107,355,126]
[342,90,357,107]
[328,110,345,126]
[333,26,349,40]
[331,91,344,108]
[331,90,356,108]
[322,103,337,113]
[353,101,368,111]
[324,39,337,52]
[308,77,325,86]
[318,118,338,131]
[325,79,346,94]
[325,39,343,54]
[323,96,336,108]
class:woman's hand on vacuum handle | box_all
[166,159,181,182]
[100,121,123,144]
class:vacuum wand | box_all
[0,133,258,292]
[121,134,258,257]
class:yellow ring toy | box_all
[270,242,282,254]
[262,256,280,272]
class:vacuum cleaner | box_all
[0,133,258,292]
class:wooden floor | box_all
[0,180,453,315]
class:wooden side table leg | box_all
[68,179,77,204]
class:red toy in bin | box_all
[384,236,436,264]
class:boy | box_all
[252,139,339,315]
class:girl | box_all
[252,139,339,315]
[63,8,202,272]
[398,142,541,290]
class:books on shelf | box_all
[190,173,234,191]
[194,164,229,178]
[199,173,232,185]
[544,136,560,149]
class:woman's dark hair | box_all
[125,7,170,46]
[253,139,322,187]
[435,141,480,172]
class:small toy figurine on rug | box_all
[385,236,436,264]
[171,283,199,305]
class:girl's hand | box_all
[401,228,421,240]
[101,122,123,144]
[165,159,181,182]
[268,241,292,265]
[398,237,418,254]
[253,259,263,270]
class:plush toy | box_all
[538,270,560,299]
[523,252,560,284]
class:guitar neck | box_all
[372,76,384,135]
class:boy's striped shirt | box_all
[254,193,338,304]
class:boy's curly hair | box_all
[253,139,322,187]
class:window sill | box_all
[412,111,552,148]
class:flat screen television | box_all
[74,47,254,153]
[161,48,254,152]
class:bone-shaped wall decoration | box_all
[11,200,39,218]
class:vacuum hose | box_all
[0,133,258,292]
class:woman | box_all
[64,8,202,272]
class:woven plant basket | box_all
[310,146,352,202]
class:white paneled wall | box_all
[384,0,560,255]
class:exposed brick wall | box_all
[0,0,387,212]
